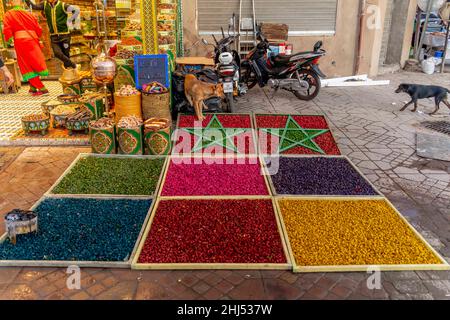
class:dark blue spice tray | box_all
[0,197,154,268]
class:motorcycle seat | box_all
[271,51,317,66]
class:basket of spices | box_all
[65,107,91,135]
[41,99,62,116]
[50,105,79,128]
[117,115,144,155]
[141,81,171,125]
[114,85,142,122]
[79,91,105,120]
[89,117,116,154]
[21,114,50,136]
[144,117,171,155]
[57,93,80,104]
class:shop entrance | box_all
[0,0,141,79]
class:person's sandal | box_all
[28,86,37,94]
[39,88,49,96]
[32,88,49,96]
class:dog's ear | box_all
[396,84,407,93]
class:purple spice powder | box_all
[267,157,379,196]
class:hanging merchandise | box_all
[177,0,183,55]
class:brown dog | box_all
[184,74,224,121]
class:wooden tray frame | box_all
[157,154,272,199]
[131,196,292,270]
[172,113,259,157]
[0,194,157,268]
[274,196,450,273]
[252,113,342,156]
[46,153,169,198]
[260,154,383,198]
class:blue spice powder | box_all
[0,198,152,262]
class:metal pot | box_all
[90,52,117,84]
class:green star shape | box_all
[183,114,250,153]
[260,115,329,154]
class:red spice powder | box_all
[137,199,287,264]
[256,115,341,155]
[173,129,256,155]
[178,114,253,128]
[162,158,269,196]
[255,115,330,129]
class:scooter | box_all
[241,31,326,100]
[202,29,241,113]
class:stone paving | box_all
[0,71,449,300]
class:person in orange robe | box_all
[3,0,49,95]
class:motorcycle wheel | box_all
[226,92,235,113]
[291,69,321,101]
[241,65,258,89]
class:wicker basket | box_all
[114,92,142,122]
[142,91,171,125]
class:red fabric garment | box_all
[29,76,45,90]
[3,8,48,82]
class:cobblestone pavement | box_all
[0,72,449,300]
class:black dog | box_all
[395,84,450,115]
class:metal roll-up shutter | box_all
[198,0,337,34]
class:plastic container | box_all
[435,51,444,58]
[422,58,436,75]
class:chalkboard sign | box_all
[134,54,170,90]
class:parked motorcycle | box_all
[241,32,326,100]
[202,30,240,113]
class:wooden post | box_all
[415,0,435,61]
[413,10,422,59]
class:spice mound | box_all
[22,114,49,122]
[117,115,143,129]
[115,49,137,60]
[50,105,78,116]
[124,21,141,31]
[79,92,103,103]
[42,99,62,107]
[116,85,139,97]
[90,117,115,129]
